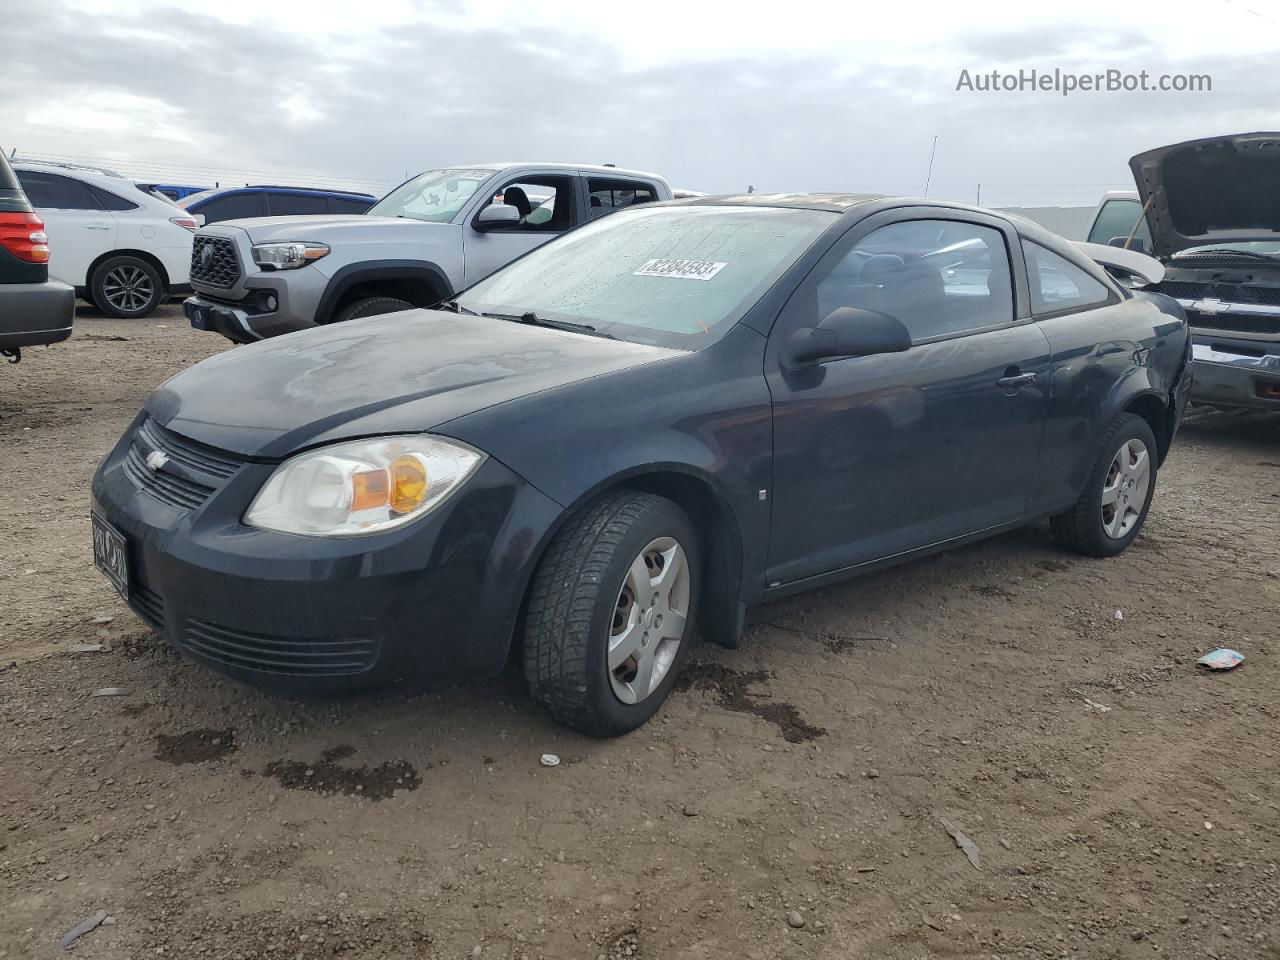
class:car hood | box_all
[216,215,456,244]
[145,310,681,459]
[1129,132,1280,257]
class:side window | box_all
[329,196,373,214]
[587,178,658,219]
[1022,240,1114,315]
[89,184,139,211]
[814,219,1015,341]
[267,193,328,216]
[480,176,575,232]
[1087,198,1153,248]
[15,172,101,210]
[196,192,267,223]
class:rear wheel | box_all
[1050,413,1157,557]
[524,492,700,737]
[90,256,164,318]
[331,296,414,324]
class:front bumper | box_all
[0,280,74,349]
[90,414,563,696]
[1189,338,1280,410]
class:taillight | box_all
[170,216,199,232]
[0,212,50,263]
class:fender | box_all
[315,260,453,324]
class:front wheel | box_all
[331,296,414,324]
[1050,412,1158,557]
[524,492,700,737]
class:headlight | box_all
[245,436,484,537]
[251,241,330,270]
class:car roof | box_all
[241,185,376,197]
[13,159,130,183]
[685,192,885,212]
[456,162,670,182]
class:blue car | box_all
[141,183,211,202]
[180,185,377,224]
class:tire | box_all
[90,256,164,318]
[524,492,701,737]
[331,296,414,325]
[1050,413,1158,557]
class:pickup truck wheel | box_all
[90,256,164,318]
[1050,413,1157,558]
[331,296,414,324]
[524,492,700,737]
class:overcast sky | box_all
[4,0,1278,205]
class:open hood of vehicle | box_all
[146,311,680,459]
[1129,132,1280,257]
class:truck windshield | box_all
[367,168,496,223]
[457,204,837,348]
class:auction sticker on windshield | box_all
[633,258,728,281]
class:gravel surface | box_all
[2,305,1278,959]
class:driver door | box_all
[765,210,1052,586]
[462,175,581,287]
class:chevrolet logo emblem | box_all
[145,450,170,472]
[1190,298,1231,316]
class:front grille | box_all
[190,236,241,288]
[1187,312,1280,337]
[129,584,165,630]
[137,417,240,479]
[1159,280,1280,307]
[122,416,245,511]
[181,618,379,677]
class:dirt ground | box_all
[2,304,1279,960]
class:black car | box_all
[0,149,73,362]
[91,194,1192,736]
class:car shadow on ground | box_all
[1178,404,1280,454]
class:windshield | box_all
[366,168,497,222]
[179,189,219,208]
[457,205,837,347]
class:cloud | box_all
[3,3,1275,205]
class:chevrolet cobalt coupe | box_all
[92,194,1191,736]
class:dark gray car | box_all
[0,149,73,362]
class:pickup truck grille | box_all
[190,236,241,288]
[1159,280,1280,307]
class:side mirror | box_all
[192,213,206,227]
[475,203,520,232]
[784,307,912,366]
[1108,236,1147,254]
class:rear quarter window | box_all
[1023,240,1115,315]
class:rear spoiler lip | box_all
[1073,240,1165,286]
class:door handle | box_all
[85,224,112,230]
[997,372,1037,388]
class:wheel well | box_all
[87,249,171,292]
[617,472,746,648]
[1123,393,1171,463]
[331,277,447,319]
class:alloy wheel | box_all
[103,264,155,314]
[1100,438,1150,539]
[608,536,690,705]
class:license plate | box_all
[91,513,129,600]
[185,301,210,331]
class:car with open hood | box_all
[92,193,1191,736]
[1088,132,1280,410]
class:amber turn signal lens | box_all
[389,455,428,514]
[351,469,390,512]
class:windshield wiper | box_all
[1173,248,1280,262]
[438,299,482,316]
[485,310,617,339]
